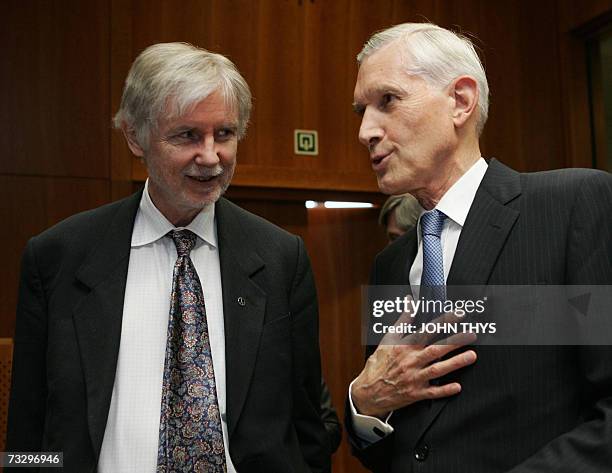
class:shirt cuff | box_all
[348,379,394,445]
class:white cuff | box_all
[348,379,394,445]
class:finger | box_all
[420,382,463,400]
[380,310,420,346]
[414,312,465,345]
[419,350,477,382]
[419,336,476,365]
[431,311,464,325]
[434,331,478,346]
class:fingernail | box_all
[464,351,476,363]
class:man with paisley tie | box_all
[7,42,331,473]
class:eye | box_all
[353,104,365,116]
[380,93,396,109]
[174,129,198,141]
[216,127,237,141]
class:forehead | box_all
[165,89,238,127]
[354,41,413,100]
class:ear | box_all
[120,122,145,158]
[450,76,479,129]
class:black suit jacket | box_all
[7,192,331,473]
[348,160,612,472]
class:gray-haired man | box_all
[8,43,330,473]
[348,22,612,473]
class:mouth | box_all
[186,174,220,183]
[371,152,391,171]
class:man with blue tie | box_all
[7,42,330,472]
[347,22,612,472]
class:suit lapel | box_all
[215,198,266,439]
[447,159,521,286]
[414,159,521,443]
[72,192,142,457]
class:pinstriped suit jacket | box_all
[350,159,612,473]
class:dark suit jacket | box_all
[7,192,331,473]
[348,160,612,472]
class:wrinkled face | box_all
[139,90,238,226]
[353,41,455,196]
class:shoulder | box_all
[216,197,300,249]
[520,166,611,190]
[519,167,612,212]
[484,159,611,208]
[27,192,140,260]
[214,198,311,285]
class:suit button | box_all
[414,444,429,461]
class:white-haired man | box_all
[7,43,330,473]
[347,23,612,472]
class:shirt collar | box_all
[434,157,488,228]
[131,179,217,248]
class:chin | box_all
[377,177,404,196]
[192,194,221,207]
[189,185,227,206]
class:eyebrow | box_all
[166,121,238,133]
[352,84,405,114]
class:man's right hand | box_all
[351,312,478,418]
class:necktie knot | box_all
[421,210,446,238]
[169,230,197,257]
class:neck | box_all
[147,183,201,227]
[413,143,481,210]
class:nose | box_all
[358,107,383,151]
[193,134,220,167]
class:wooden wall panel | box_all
[517,0,566,171]
[557,0,612,168]
[558,0,612,32]
[125,0,592,189]
[344,1,405,179]
[477,0,534,170]
[0,176,110,338]
[110,0,136,200]
[252,0,305,169]
[0,0,110,178]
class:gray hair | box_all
[114,42,252,148]
[357,23,489,136]
[379,194,421,231]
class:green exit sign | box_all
[294,129,318,155]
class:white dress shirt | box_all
[98,180,237,472]
[349,157,489,444]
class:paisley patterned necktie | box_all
[157,230,227,473]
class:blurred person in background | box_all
[378,194,421,243]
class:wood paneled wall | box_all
[2,1,611,471]
[0,0,113,340]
